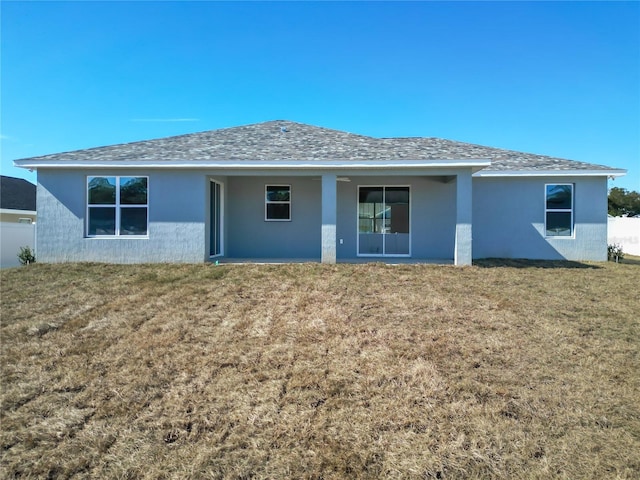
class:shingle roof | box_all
[14,120,620,173]
[0,176,36,211]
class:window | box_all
[545,184,573,237]
[87,176,148,236]
[358,186,410,255]
[265,185,291,221]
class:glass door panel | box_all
[359,232,384,255]
[358,186,410,256]
[384,187,410,254]
[358,187,384,254]
[210,181,222,256]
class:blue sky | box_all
[2,1,639,191]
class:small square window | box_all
[265,185,291,221]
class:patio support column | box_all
[321,174,337,264]
[454,170,473,266]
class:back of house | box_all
[13,121,626,265]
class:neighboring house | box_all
[13,120,626,265]
[0,175,37,223]
[0,175,37,268]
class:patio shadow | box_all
[473,258,602,269]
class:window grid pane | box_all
[88,207,116,235]
[88,177,116,204]
[546,212,572,236]
[120,207,148,235]
[266,203,290,220]
[266,186,290,202]
[120,177,148,205]
[546,184,572,210]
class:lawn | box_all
[1,260,639,479]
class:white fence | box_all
[0,222,36,268]
[608,217,640,256]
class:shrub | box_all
[17,246,36,265]
[607,243,624,263]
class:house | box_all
[13,120,626,265]
[0,175,37,268]
[0,175,37,223]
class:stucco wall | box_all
[223,175,457,260]
[225,176,321,259]
[37,170,461,263]
[336,176,456,260]
[37,169,208,263]
[473,176,608,261]
[36,169,610,264]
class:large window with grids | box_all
[87,176,148,237]
[545,184,573,237]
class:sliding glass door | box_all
[210,180,223,257]
[358,186,410,256]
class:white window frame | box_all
[86,176,149,238]
[544,183,574,238]
[265,185,291,222]
[356,185,411,257]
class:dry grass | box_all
[1,259,639,479]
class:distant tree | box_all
[608,187,640,217]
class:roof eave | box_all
[473,169,627,178]
[14,158,492,170]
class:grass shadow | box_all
[618,255,640,266]
[473,258,602,269]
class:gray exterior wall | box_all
[472,176,608,261]
[36,168,609,264]
[37,169,208,263]
[225,176,321,259]
[335,176,456,260]
[222,175,457,261]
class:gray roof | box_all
[0,176,36,211]
[14,120,620,173]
